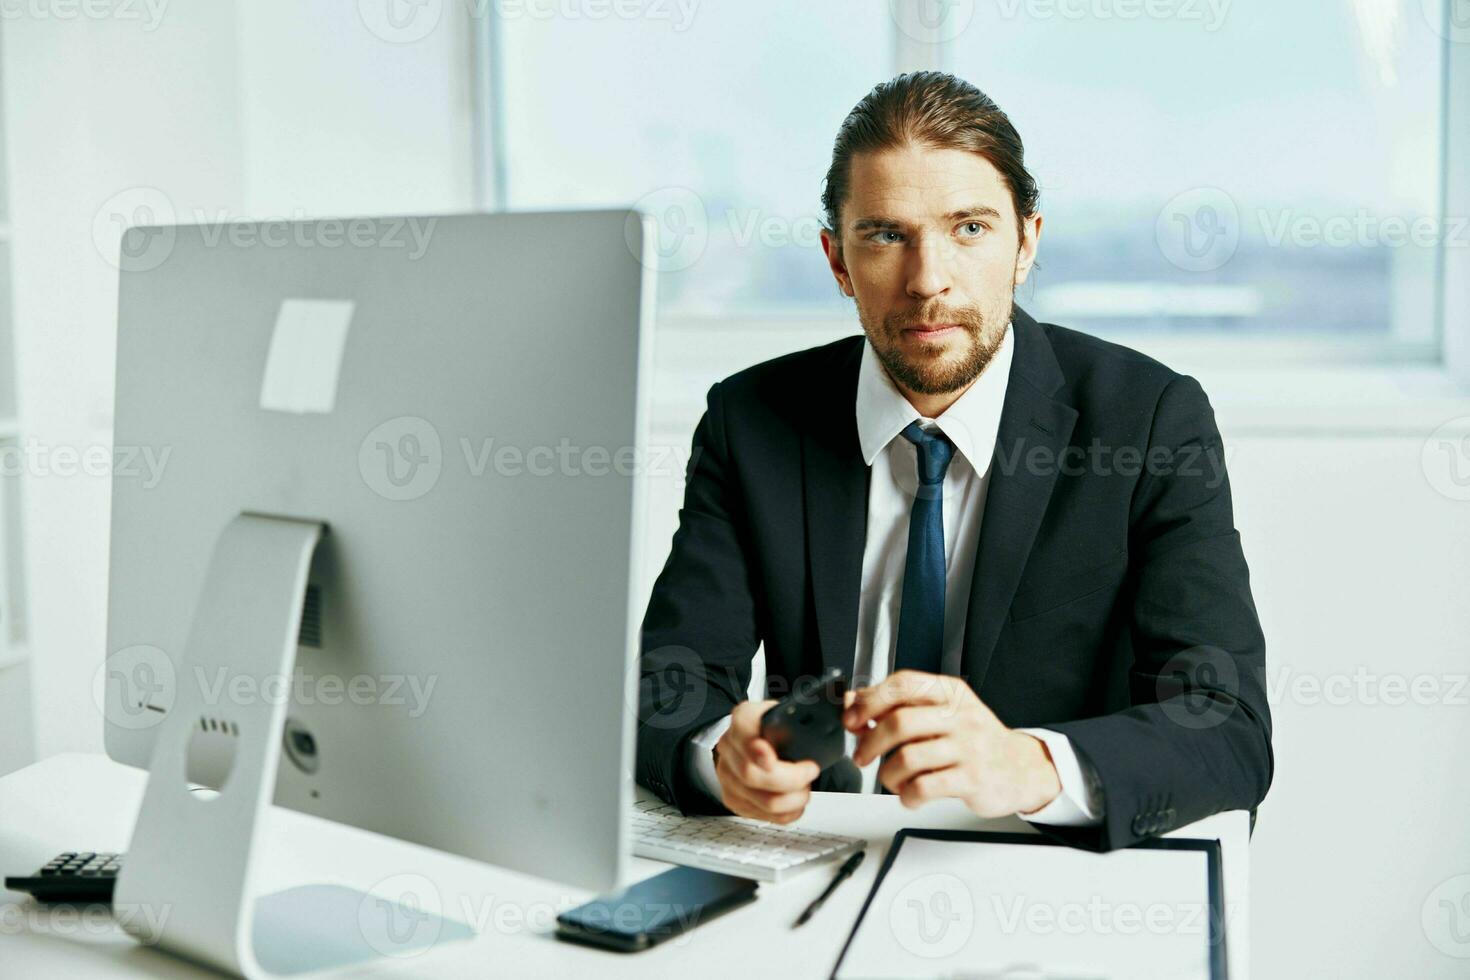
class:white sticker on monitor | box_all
[260,299,355,415]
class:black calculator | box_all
[4,852,122,904]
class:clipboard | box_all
[830,830,1228,980]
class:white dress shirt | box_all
[685,322,1102,826]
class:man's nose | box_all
[905,232,953,300]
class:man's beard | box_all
[860,295,1012,396]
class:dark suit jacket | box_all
[636,306,1273,851]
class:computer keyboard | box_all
[630,799,862,882]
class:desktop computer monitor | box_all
[102,210,656,905]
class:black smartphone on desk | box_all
[555,866,758,952]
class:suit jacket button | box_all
[1131,815,1148,836]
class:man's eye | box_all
[958,222,986,238]
[870,230,904,244]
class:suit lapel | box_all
[803,338,869,680]
[952,309,1078,688]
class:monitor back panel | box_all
[106,210,655,890]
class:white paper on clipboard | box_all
[834,834,1223,980]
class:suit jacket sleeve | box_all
[636,381,761,814]
[1042,374,1275,851]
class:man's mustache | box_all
[884,307,984,333]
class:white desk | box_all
[0,754,1251,978]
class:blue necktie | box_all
[893,421,956,676]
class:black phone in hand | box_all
[760,667,848,770]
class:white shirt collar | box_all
[855,321,1014,471]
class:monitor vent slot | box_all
[298,584,323,648]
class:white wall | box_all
[1227,431,1470,979]
[0,6,247,766]
[2,13,1468,980]
[0,2,475,763]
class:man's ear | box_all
[1014,213,1043,287]
[820,227,854,297]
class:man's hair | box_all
[820,71,1039,247]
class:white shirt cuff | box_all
[1015,728,1103,827]
[683,714,733,803]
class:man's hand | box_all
[843,670,1061,817]
[713,700,822,824]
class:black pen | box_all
[793,849,866,927]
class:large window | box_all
[947,0,1447,351]
[480,1,1452,355]
[490,1,891,317]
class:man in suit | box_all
[636,71,1273,851]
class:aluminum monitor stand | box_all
[112,514,473,977]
